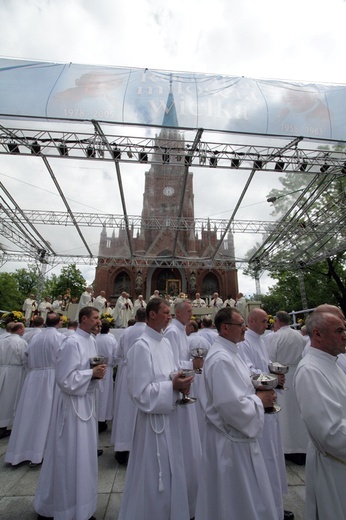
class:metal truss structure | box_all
[0,116,346,275]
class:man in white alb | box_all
[75,286,93,319]
[118,298,192,520]
[132,294,147,316]
[192,292,206,307]
[195,307,278,520]
[164,299,202,519]
[22,293,37,326]
[294,310,346,519]
[5,313,64,467]
[38,297,52,323]
[0,323,27,439]
[34,306,106,520]
[238,308,294,520]
[111,307,147,465]
[94,290,107,313]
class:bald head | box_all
[315,304,345,321]
[248,308,268,335]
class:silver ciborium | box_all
[89,355,108,368]
[170,370,197,405]
[189,347,208,374]
[268,361,289,390]
[251,373,281,414]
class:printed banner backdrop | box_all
[0,57,345,140]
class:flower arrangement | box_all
[60,315,69,328]
[100,312,116,328]
[267,314,275,326]
[0,311,26,328]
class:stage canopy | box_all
[0,57,346,287]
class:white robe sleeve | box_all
[127,339,175,414]
[55,340,94,396]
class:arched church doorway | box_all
[150,268,182,298]
[201,272,220,303]
[113,271,131,298]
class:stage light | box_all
[320,153,330,173]
[58,142,68,156]
[231,154,241,168]
[299,159,308,172]
[86,145,96,158]
[199,153,206,165]
[139,150,148,163]
[97,147,104,159]
[31,140,41,155]
[209,152,218,167]
[320,162,330,173]
[127,149,133,158]
[7,142,20,154]
[275,158,285,171]
[111,146,121,160]
[253,155,263,169]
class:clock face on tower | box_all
[163,186,175,196]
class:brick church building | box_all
[94,84,238,303]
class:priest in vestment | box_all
[96,319,119,428]
[238,308,293,520]
[195,307,278,520]
[5,313,64,466]
[0,323,27,439]
[75,286,93,319]
[164,299,202,519]
[93,290,107,313]
[118,298,192,520]
[113,292,133,328]
[294,311,346,520]
[192,292,206,307]
[132,294,147,316]
[111,307,146,465]
[265,310,308,457]
[34,307,105,520]
[22,293,37,326]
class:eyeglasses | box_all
[223,321,246,327]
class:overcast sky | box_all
[1,0,345,297]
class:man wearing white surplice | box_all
[5,313,64,466]
[22,293,37,326]
[118,298,192,520]
[195,307,278,520]
[0,323,27,439]
[114,291,133,328]
[34,306,106,520]
[111,307,146,465]
[265,311,308,459]
[294,311,346,519]
[75,286,93,320]
[164,299,202,520]
[238,308,293,520]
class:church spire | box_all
[162,74,179,128]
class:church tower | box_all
[94,78,238,302]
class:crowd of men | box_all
[1,288,346,520]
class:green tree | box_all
[0,272,23,311]
[48,264,87,299]
[249,257,345,315]
[245,148,346,313]
[13,265,41,301]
